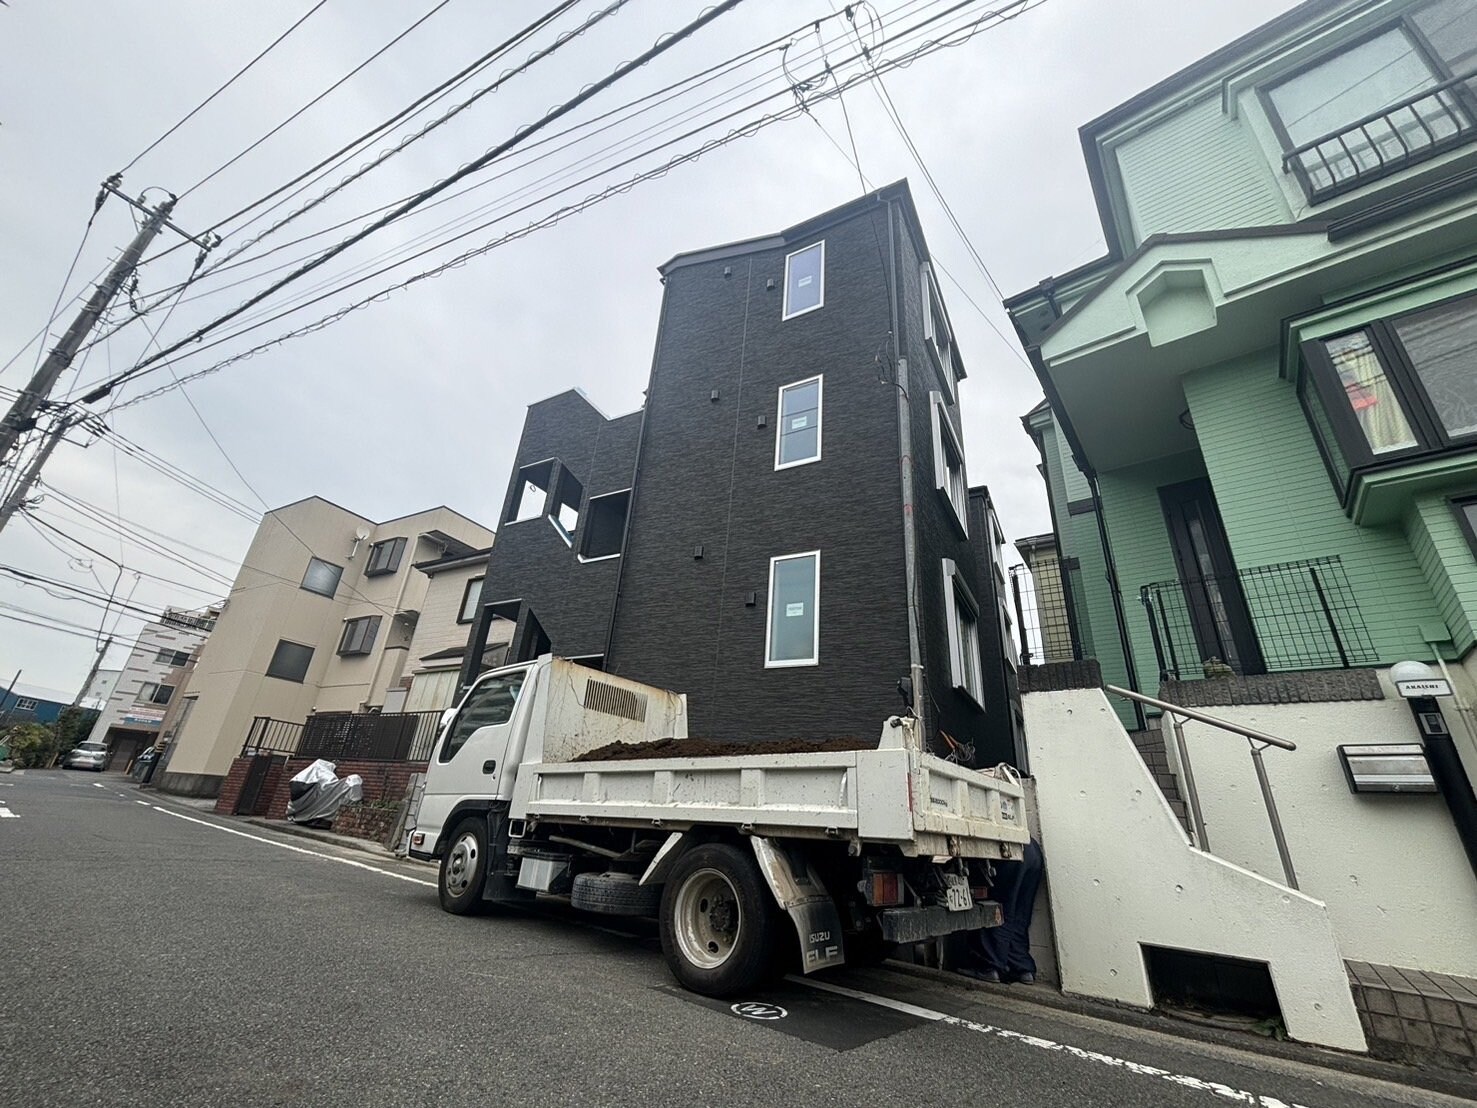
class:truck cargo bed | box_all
[510,733,1028,859]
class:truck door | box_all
[419,669,529,847]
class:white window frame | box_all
[942,558,984,708]
[15,698,37,711]
[782,241,826,320]
[774,374,824,471]
[921,263,958,399]
[764,550,821,668]
[930,391,968,537]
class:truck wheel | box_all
[570,871,661,916]
[438,817,489,914]
[660,843,779,997]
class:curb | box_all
[876,962,1477,1099]
[241,817,412,863]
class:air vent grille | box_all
[583,679,647,722]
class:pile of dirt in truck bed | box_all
[574,735,878,762]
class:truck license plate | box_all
[944,875,971,912]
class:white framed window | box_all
[930,392,968,537]
[782,241,825,320]
[774,375,822,469]
[765,551,820,667]
[942,559,984,707]
[922,263,959,399]
[15,698,37,711]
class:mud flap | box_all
[482,806,535,905]
[750,836,846,973]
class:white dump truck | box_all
[404,656,1029,996]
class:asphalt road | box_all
[0,769,1469,1108]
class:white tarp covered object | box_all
[286,758,363,824]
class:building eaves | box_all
[658,180,931,274]
[1030,220,1330,348]
[1077,0,1349,256]
[413,547,493,575]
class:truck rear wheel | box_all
[438,817,489,914]
[659,843,779,997]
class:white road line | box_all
[150,805,436,888]
[0,805,17,819]
[792,977,1313,1108]
[92,782,105,788]
[136,800,150,806]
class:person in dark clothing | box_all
[963,837,1043,983]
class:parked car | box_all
[63,742,109,772]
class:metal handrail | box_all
[1105,684,1300,890]
[1281,67,1477,167]
[1104,686,1296,750]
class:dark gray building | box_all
[461,182,1022,767]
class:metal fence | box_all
[1140,555,1378,681]
[240,710,442,762]
[1008,561,1083,667]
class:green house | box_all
[1008,0,1477,721]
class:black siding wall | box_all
[607,203,910,742]
[461,391,640,688]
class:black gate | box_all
[235,753,283,815]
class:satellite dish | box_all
[354,528,371,542]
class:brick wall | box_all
[332,805,399,845]
[214,755,424,837]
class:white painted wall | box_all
[1173,687,1477,978]
[1024,688,1366,1052]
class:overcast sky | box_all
[0,0,1297,693]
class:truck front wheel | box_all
[659,843,779,997]
[438,817,489,914]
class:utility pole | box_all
[0,410,78,536]
[71,635,113,709]
[0,184,178,470]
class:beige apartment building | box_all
[385,545,510,715]
[156,497,496,797]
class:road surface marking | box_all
[0,805,16,819]
[150,805,436,888]
[136,800,150,805]
[92,782,105,788]
[793,977,1313,1108]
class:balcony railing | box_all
[1140,555,1378,681]
[241,709,443,763]
[1283,70,1477,203]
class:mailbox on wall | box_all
[1336,743,1437,794]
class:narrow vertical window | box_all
[775,376,822,469]
[943,559,984,706]
[765,551,820,667]
[782,242,825,319]
[1322,332,1418,455]
[930,392,968,536]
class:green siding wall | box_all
[1408,495,1477,655]
[1183,354,1446,665]
[1037,416,1136,727]
[1098,452,1208,694]
[1114,94,1290,245]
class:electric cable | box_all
[120,0,330,173]
[81,0,749,404]
[179,0,457,199]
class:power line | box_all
[179,0,457,199]
[80,0,747,405]
[21,513,225,599]
[104,0,1028,409]
[0,564,217,626]
[120,0,330,173]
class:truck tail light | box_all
[869,872,903,907]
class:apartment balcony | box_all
[1283,71,1477,204]
[1139,555,1379,681]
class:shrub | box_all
[5,723,63,768]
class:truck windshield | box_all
[438,671,527,764]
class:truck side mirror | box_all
[439,707,458,733]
